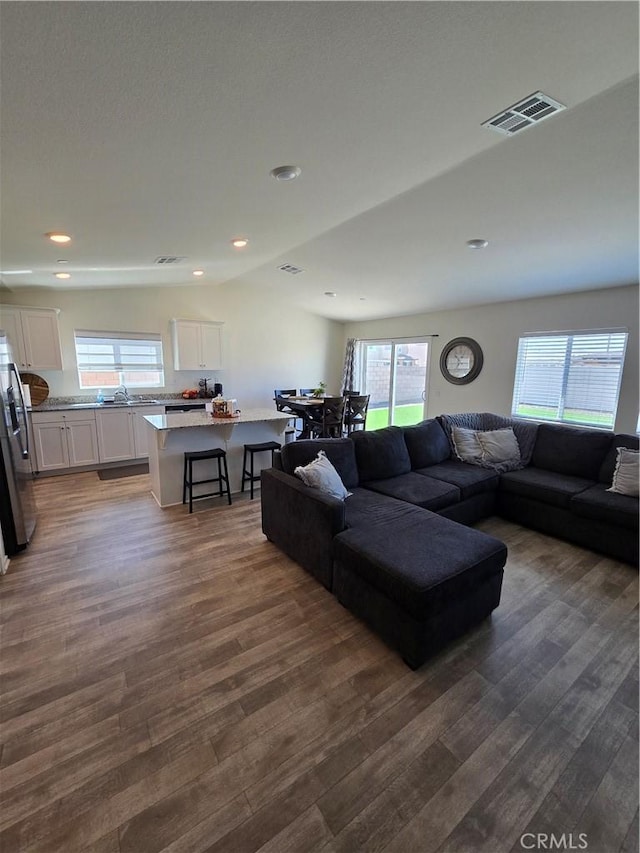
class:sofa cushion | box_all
[403,419,451,469]
[351,426,411,482]
[333,512,507,620]
[499,467,593,508]
[598,434,640,484]
[280,438,359,488]
[571,483,639,531]
[344,487,427,529]
[415,459,499,500]
[531,423,612,480]
[362,472,460,511]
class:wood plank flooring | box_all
[0,471,637,853]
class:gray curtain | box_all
[341,338,359,394]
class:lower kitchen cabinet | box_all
[31,404,165,471]
[96,408,135,462]
[131,405,164,458]
[31,411,99,471]
[96,405,165,462]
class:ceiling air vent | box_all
[278,263,304,275]
[154,256,186,265]
[482,91,566,136]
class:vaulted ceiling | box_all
[0,2,637,321]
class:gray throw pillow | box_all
[294,450,352,500]
[451,426,483,464]
[607,447,639,497]
[477,428,521,464]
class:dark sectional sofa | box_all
[260,413,638,667]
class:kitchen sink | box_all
[100,399,160,406]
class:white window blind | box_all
[74,330,164,388]
[511,329,628,430]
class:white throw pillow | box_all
[451,427,483,464]
[294,450,351,499]
[477,428,521,465]
[608,447,639,497]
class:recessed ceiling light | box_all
[192,269,205,277]
[57,259,69,264]
[231,237,249,248]
[46,232,72,243]
[466,238,489,249]
[270,165,302,182]
[324,291,337,298]
[54,272,71,279]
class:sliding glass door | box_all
[358,338,430,429]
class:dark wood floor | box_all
[1,471,637,853]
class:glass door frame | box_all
[358,336,432,428]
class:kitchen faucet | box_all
[114,384,131,403]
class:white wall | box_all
[1,282,345,408]
[343,285,639,435]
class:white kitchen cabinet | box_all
[96,405,164,462]
[130,405,164,458]
[32,420,68,470]
[0,306,63,370]
[171,319,223,371]
[31,410,99,471]
[96,408,135,462]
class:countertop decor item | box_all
[20,372,49,406]
[439,338,483,385]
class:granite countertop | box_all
[144,409,293,431]
[30,397,210,413]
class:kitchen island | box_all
[144,408,292,507]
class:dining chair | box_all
[274,389,297,411]
[274,388,302,435]
[344,394,370,435]
[299,388,315,397]
[309,396,347,439]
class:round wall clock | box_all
[439,337,484,385]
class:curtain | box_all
[341,338,359,394]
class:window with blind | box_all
[74,330,164,389]
[511,329,628,430]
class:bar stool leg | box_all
[182,455,188,505]
[188,458,194,514]
[223,454,232,505]
[250,448,256,500]
[241,446,248,493]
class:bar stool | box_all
[241,441,281,499]
[182,448,232,513]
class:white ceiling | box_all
[0,2,638,322]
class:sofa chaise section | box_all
[333,510,507,669]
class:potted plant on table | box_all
[312,382,326,398]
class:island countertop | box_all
[143,408,293,506]
[144,408,290,431]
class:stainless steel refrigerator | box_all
[0,338,37,555]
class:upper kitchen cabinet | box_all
[171,319,223,371]
[0,306,63,370]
